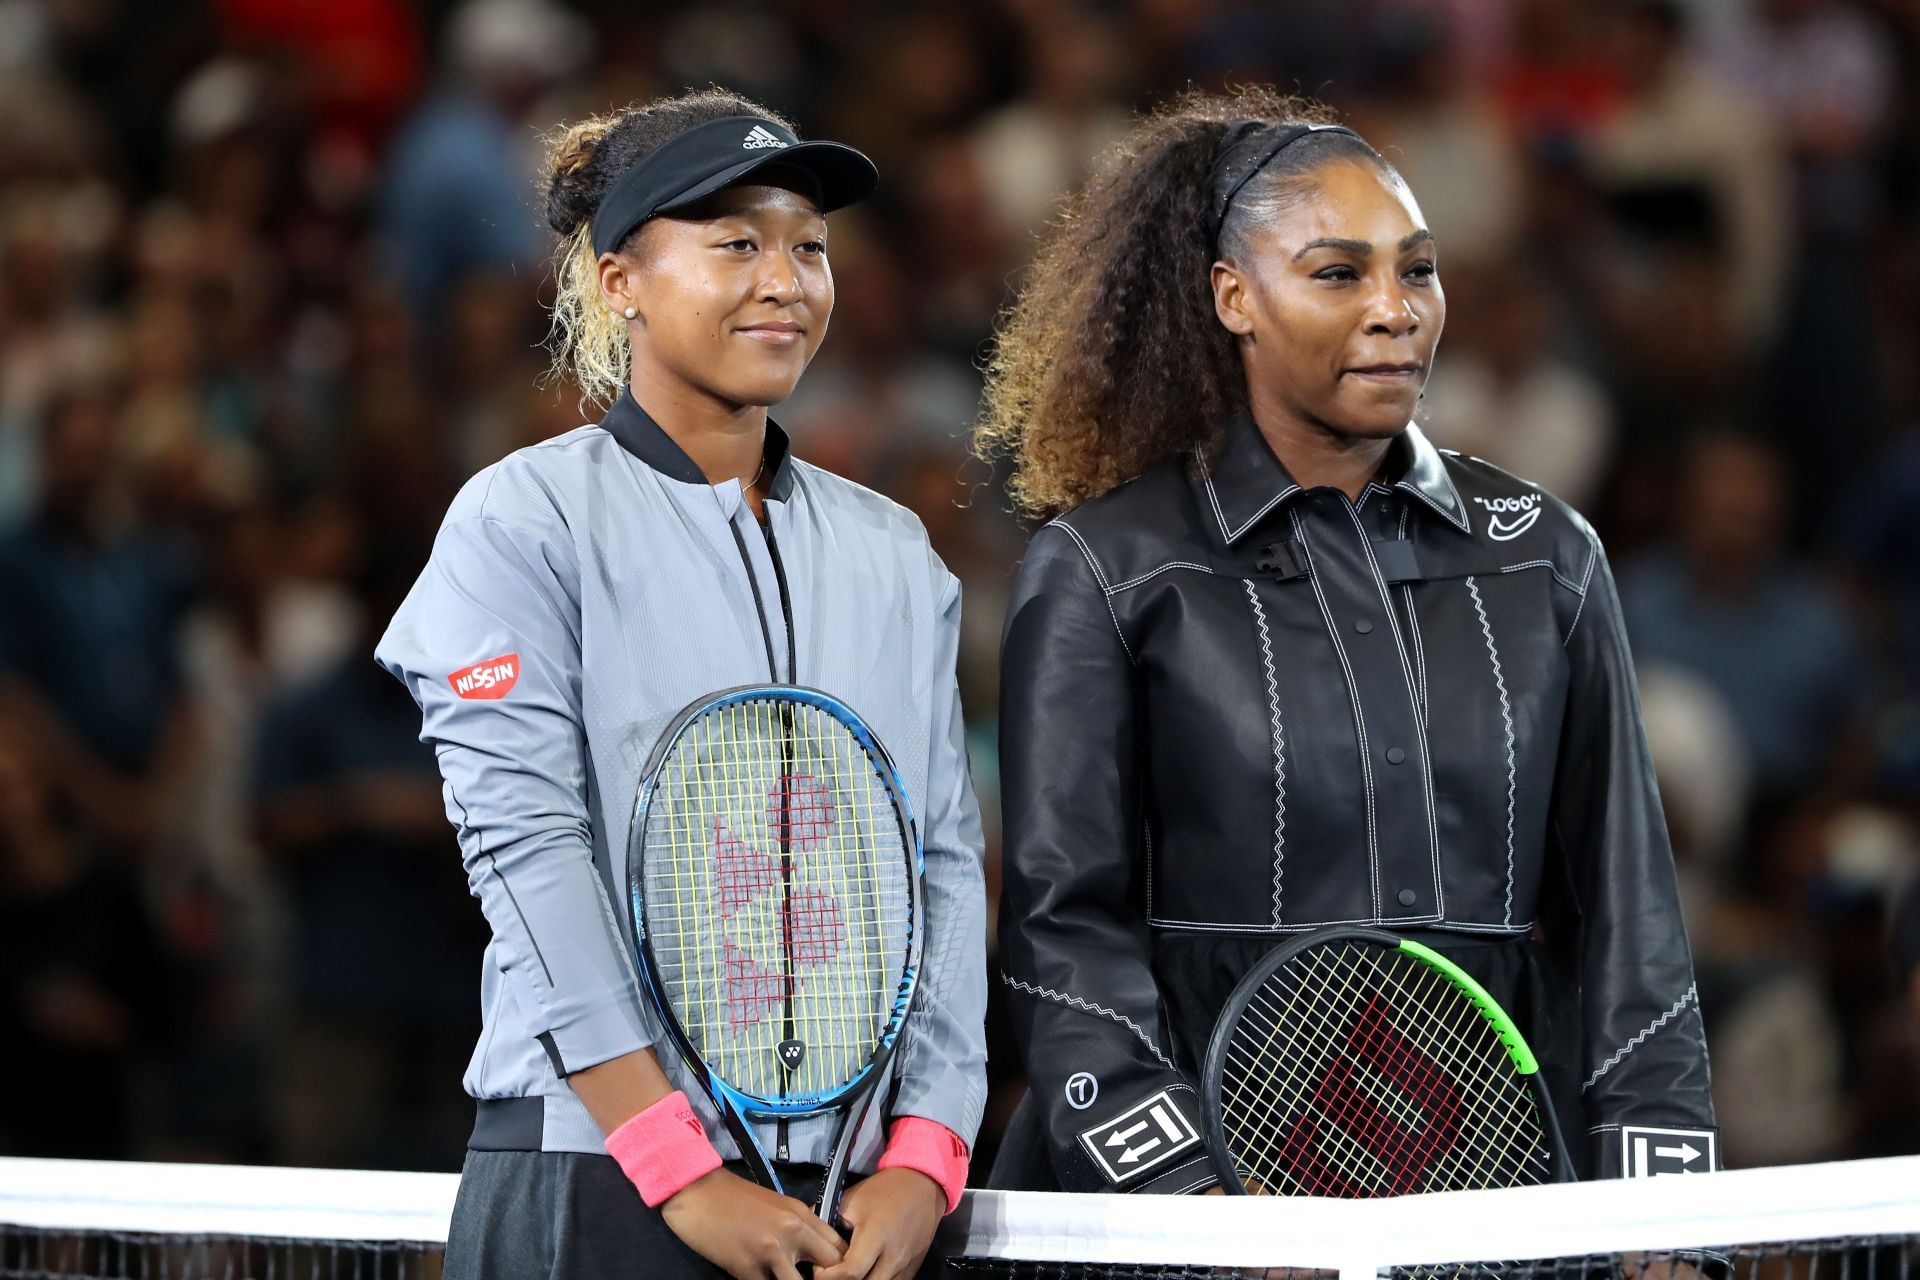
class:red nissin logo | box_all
[449,654,519,700]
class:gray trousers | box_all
[445,1150,951,1278]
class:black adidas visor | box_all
[589,116,879,256]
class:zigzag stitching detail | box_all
[1242,581,1287,927]
[1584,984,1698,1091]
[999,972,1175,1068]
[1466,577,1518,926]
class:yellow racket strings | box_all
[642,698,913,1102]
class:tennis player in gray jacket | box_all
[376,88,987,1280]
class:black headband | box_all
[589,115,879,256]
[1208,121,1367,250]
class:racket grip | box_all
[606,1091,724,1207]
[876,1117,970,1214]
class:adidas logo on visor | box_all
[742,125,786,150]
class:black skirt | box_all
[990,931,1591,1192]
[446,1149,954,1278]
[444,1149,727,1280]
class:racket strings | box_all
[1229,960,1540,1197]
[1219,945,1549,1197]
[642,698,913,1104]
[1223,954,1543,1196]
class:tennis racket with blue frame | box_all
[625,684,923,1223]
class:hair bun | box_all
[543,116,617,237]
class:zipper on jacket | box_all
[726,518,781,683]
[761,518,798,684]
[760,515,800,1163]
[729,507,803,1159]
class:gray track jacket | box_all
[376,391,988,1168]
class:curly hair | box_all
[975,88,1392,521]
[540,88,796,410]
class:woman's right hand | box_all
[661,1167,845,1280]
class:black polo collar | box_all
[1191,411,1469,545]
[601,388,796,502]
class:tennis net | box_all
[2,1154,1916,1279]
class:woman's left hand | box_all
[814,1167,945,1280]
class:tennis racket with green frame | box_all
[1201,927,1573,1197]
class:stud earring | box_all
[623,306,636,319]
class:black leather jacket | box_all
[996,414,1716,1193]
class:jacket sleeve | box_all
[997,524,1214,1194]
[888,560,990,1154]
[1552,535,1718,1177]
[375,505,652,1079]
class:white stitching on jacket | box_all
[1145,915,1532,934]
[1399,506,1429,723]
[1584,984,1698,1091]
[1499,559,1587,596]
[1107,561,1215,595]
[1344,502,1444,916]
[1048,519,1136,665]
[1205,467,1300,544]
[1242,581,1288,926]
[1465,576,1518,927]
[1564,539,1600,645]
[999,972,1177,1069]
[1292,511,1381,918]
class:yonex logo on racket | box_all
[712,777,848,1030]
[742,125,786,150]
[448,653,519,700]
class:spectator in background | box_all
[1420,270,1615,509]
[1639,663,1848,1167]
[378,0,590,324]
[1703,0,1896,491]
[0,387,200,856]
[1351,5,1522,266]
[1621,433,1865,798]
[0,715,178,1158]
[970,4,1132,243]
[252,545,483,1170]
[1589,0,1788,348]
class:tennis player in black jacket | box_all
[977,88,1717,1196]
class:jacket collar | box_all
[1192,411,1470,545]
[602,388,797,503]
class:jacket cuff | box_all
[1587,1123,1720,1178]
[1133,1152,1219,1195]
[1063,1085,1210,1192]
[877,1117,971,1213]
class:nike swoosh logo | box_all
[1486,509,1542,541]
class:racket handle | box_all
[817,1088,882,1225]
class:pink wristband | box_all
[875,1116,970,1214]
[605,1091,724,1208]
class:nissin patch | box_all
[449,654,520,700]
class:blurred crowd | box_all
[1,0,1918,1177]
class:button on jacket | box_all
[376,392,988,1167]
[996,412,1715,1193]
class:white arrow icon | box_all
[1106,1120,1165,1164]
[1655,1143,1702,1164]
